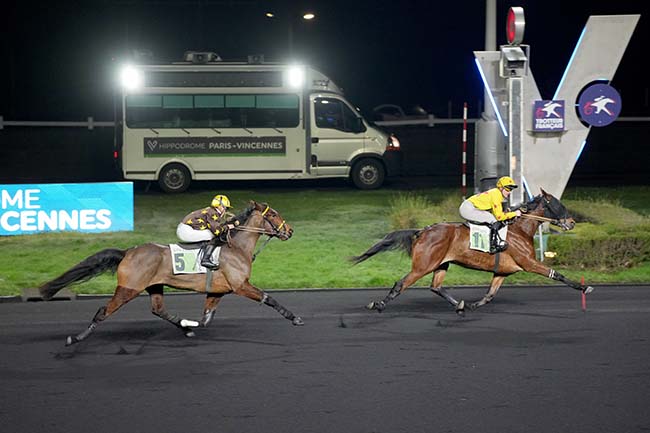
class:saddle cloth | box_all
[169,243,221,274]
[467,223,508,253]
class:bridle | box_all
[234,205,288,238]
[520,195,573,230]
[232,204,289,261]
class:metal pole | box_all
[507,76,524,206]
[462,103,468,198]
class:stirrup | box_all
[491,241,508,253]
[201,259,219,270]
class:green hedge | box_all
[546,229,650,269]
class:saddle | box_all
[465,221,508,254]
[169,243,222,274]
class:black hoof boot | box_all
[455,300,465,316]
[366,300,385,312]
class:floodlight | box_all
[287,66,305,88]
[119,65,143,90]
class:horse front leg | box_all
[148,287,199,337]
[519,259,594,294]
[237,281,304,326]
[549,269,594,294]
[469,275,506,310]
[200,293,225,327]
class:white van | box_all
[116,52,401,192]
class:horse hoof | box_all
[583,286,594,294]
[468,302,478,311]
[366,301,376,310]
[180,319,199,328]
[184,330,196,338]
[292,317,305,326]
[65,336,75,346]
[455,300,465,316]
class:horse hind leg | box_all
[66,285,141,346]
[469,275,506,310]
[147,285,199,337]
[367,268,430,312]
[429,264,466,315]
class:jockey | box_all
[459,176,522,253]
[176,194,238,270]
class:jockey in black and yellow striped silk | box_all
[176,194,238,269]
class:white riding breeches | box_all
[176,223,214,242]
[459,200,508,239]
[459,200,496,224]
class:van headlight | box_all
[386,133,400,151]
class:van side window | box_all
[315,98,365,133]
[125,93,299,129]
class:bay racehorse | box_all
[351,189,594,314]
[39,201,304,345]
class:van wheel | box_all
[158,163,191,193]
[351,158,385,189]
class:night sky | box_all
[1,0,648,121]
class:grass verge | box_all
[1,185,648,296]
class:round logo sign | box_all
[577,83,621,127]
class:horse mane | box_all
[232,203,256,223]
[523,194,545,214]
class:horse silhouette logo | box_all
[583,95,616,116]
[533,100,565,131]
[538,101,562,118]
[578,83,621,127]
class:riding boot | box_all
[200,240,219,270]
[489,221,508,253]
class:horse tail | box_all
[349,229,419,265]
[39,248,127,300]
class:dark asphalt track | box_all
[1,285,649,433]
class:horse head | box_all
[527,189,575,230]
[251,201,293,240]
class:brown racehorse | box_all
[351,189,594,314]
[39,201,304,346]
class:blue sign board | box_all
[578,83,622,127]
[0,182,133,236]
[533,100,565,132]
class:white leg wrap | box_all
[180,319,200,328]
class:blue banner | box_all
[0,182,133,236]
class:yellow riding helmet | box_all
[496,176,518,189]
[211,194,232,208]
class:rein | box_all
[520,214,558,224]
[232,205,287,261]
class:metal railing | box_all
[0,116,115,130]
[2,115,647,130]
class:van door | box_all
[310,95,366,176]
